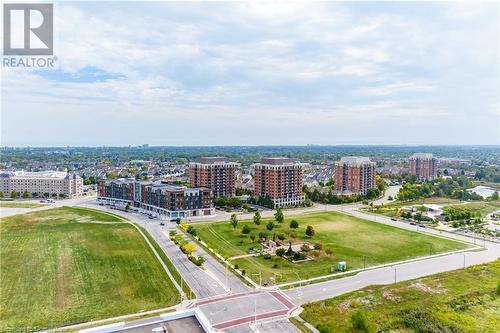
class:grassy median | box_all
[194,211,469,284]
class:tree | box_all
[266,221,275,231]
[253,211,261,225]
[488,191,499,201]
[0,191,4,198]
[125,202,131,211]
[274,208,284,223]
[250,234,256,242]
[305,225,315,237]
[230,214,238,230]
[290,219,299,229]
[241,225,251,234]
[10,191,19,199]
[22,190,31,199]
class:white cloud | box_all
[1,1,498,146]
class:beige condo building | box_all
[0,171,83,198]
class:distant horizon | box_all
[2,144,500,149]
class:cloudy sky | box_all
[1,1,499,146]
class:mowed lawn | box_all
[0,201,47,208]
[194,211,469,284]
[0,207,180,332]
[298,260,500,333]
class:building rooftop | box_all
[258,157,298,165]
[194,156,230,164]
[410,153,435,159]
[338,156,374,166]
[106,179,210,192]
[1,170,71,179]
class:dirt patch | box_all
[382,290,401,302]
[410,282,446,294]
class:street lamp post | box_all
[462,253,466,268]
[393,266,397,284]
[250,272,262,323]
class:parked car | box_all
[409,222,416,226]
[160,222,165,226]
[391,218,397,221]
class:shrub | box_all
[169,230,177,237]
[242,225,251,234]
[289,231,297,238]
[276,248,286,257]
[497,280,500,296]
[301,244,311,252]
[234,264,239,270]
[289,219,299,229]
[311,250,321,257]
[277,233,286,241]
[350,309,375,333]
[272,263,278,268]
[189,255,205,266]
[306,225,315,237]
[325,248,333,256]
[316,324,332,333]
[241,269,246,276]
[186,225,197,236]
[263,253,272,259]
[314,242,323,250]
[181,243,197,255]
[266,221,275,231]
[293,252,306,261]
[250,234,256,242]
[400,309,459,333]
[258,232,268,240]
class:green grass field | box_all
[0,207,180,332]
[298,260,500,333]
[0,202,47,208]
[193,211,469,284]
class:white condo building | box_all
[0,171,83,198]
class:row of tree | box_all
[0,191,66,199]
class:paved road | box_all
[284,206,500,304]
[0,196,97,218]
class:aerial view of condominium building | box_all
[334,156,376,195]
[188,157,239,198]
[253,157,305,208]
[409,153,438,180]
[0,170,83,198]
[97,179,214,218]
